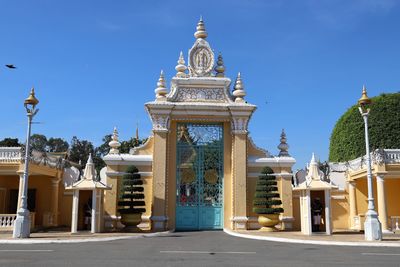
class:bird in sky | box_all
[5,64,16,69]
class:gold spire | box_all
[214,53,225,77]
[194,16,208,39]
[135,122,139,140]
[358,85,372,106]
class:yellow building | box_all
[0,147,69,230]
[292,149,400,234]
[338,149,400,233]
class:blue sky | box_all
[1,0,399,169]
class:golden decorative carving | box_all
[181,168,196,184]
[204,169,218,184]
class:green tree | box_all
[47,137,69,152]
[30,134,47,152]
[118,165,146,214]
[329,93,400,162]
[0,138,21,147]
[120,137,146,154]
[94,135,147,175]
[253,166,284,214]
[68,136,95,166]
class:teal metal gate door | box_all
[176,123,223,230]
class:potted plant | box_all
[253,166,284,231]
[118,165,146,231]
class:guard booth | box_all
[66,154,110,233]
[294,154,337,235]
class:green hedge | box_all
[329,93,400,162]
[118,165,146,215]
[252,166,284,215]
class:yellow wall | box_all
[59,190,72,227]
[383,179,400,218]
[331,192,350,230]
[0,175,19,213]
[292,194,301,230]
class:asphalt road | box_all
[0,231,400,267]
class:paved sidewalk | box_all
[0,230,170,244]
[225,229,400,247]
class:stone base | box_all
[364,213,382,241]
[151,215,168,231]
[231,216,248,230]
[13,210,31,238]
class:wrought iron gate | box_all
[175,123,223,230]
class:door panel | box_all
[176,123,223,231]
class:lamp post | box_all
[13,88,39,238]
[358,85,382,241]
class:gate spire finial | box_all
[194,16,208,39]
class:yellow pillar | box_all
[279,173,294,230]
[231,131,248,230]
[376,174,389,232]
[151,130,168,231]
[348,181,357,229]
[104,171,120,230]
[50,178,60,226]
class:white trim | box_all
[0,232,172,244]
[247,172,294,178]
[248,156,296,168]
[223,229,400,247]
[103,154,152,166]
[331,195,346,200]
[106,171,152,178]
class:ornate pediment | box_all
[172,87,226,102]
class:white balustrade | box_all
[384,149,400,164]
[0,147,22,163]
[0,214,17,230]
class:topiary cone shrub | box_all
[118,166,146,228]
[253,166,284,215]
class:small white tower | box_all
[233,72,246,103]
[154,70,168,101]
[108,127,121,154]
[175,51,187,78]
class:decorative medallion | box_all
[204,169,218,184]
[188,39,214,77]
[181,168,196,184]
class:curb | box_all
[223,229,400,247]
[0,231,172,244]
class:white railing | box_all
[0,213,36,231]
[391,216,400,232]
[0,147,22,163]
[0,214,17,230]
[385,150,400,164]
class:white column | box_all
[301,190,312,235]
[91,189,97,233]
[71,190,79,233]
[376,175,389,232]
[324,189,332,235]
[17,173,24,209]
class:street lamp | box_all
[13,88,39,238]
[358,85,382,241]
